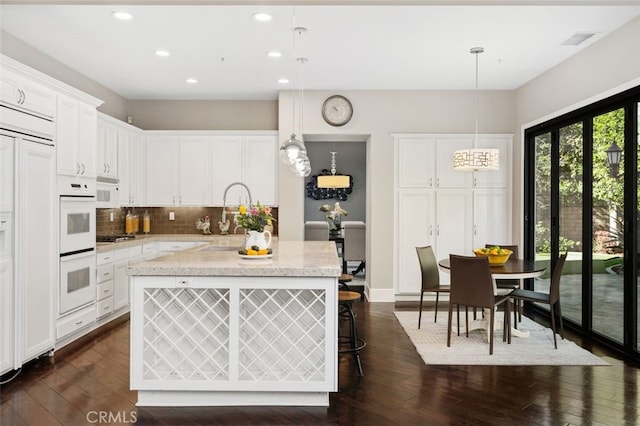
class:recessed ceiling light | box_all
[186,78,198,84]
[253,12,273,22]
[267,51,282,58]
[278,78,289,84]
[112,11,132,21]
[155,50,170,57]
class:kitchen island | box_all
[127,240,341,407]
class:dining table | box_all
[438,257,546,339]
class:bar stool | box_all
[338,290,366,376]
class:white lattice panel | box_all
[239,289,326,382]
[142,288,230,381]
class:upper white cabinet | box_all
[0,69,56,118]
[395,134,511,190]
[211,135,277,206]
[146,135,180,206]
[243,135,277,206]
[57,95,97,178]
[127,132,146,206]
[145,132,277,207]
[97,119,118,179]
[180,136,215,206]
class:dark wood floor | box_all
[2,302,639,425]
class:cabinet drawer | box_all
[158,241,195,252]
[96,280,114,301]
[97,264,114,283]
[56,305,96,340]
[97,250,115,265]
[142,243,157,255]
[128,245,143,257]
[96,296,114,318]
[114,247,130,262]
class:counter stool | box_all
[338,290,366,376]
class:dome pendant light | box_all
[453,47,500,172]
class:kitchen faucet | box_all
[221,182,252,225]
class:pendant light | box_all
[453,47,499,172]
[317,151,351,188]
[279,17,311,177]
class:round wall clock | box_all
[321,95,353,127]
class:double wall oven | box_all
[58,177,96,315]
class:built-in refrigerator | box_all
[0,105,56,375]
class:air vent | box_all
[561,32,596,46]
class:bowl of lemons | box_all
[473,246,513,265]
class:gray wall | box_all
[304,141,366,223]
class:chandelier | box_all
[453,47,499,172]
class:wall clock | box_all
[321,95,353,127]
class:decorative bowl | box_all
[473,248,513,265]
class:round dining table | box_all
[437,257,547,338]
[437,258,546,280]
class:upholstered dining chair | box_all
[415,246,450,328]
[447,254,511,355]
[343,222,366,275]
[304,221,329,241]
[509,252,568,349]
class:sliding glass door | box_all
[525,87,639,358]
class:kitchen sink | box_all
[199,245,242,252]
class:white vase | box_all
[245,230,272,250]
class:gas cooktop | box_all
[96,234,136,243]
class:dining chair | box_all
[415,246,450,327]
[508,252,568,349]
[447,254,511,355]
[343,222,366,276]
[304,221,329,241]
[485,244,521,324]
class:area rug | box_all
[394,311,609,366]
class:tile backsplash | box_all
[96,207,278,236]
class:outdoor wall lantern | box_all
[605,141,622,177]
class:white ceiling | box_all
[1,3,639,100]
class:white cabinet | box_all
[146,132,277,207]
[396,190,435,294]
[473,189,511,248]
[113,259,130,311]
[0,136,13,212]
[394,133,512,295]
[128,133,146,205]
[395,134,511,190]
[18,139,56,363]
[0,259,13,374]
[244,135,277,206]
[56,95,97,177]
[146,135,180,205]
[211,134,277,206]
[117,127,130,204]
[97,119,118,179]
[0,69,56,118]
[130,274,336,406]
[211,135,244,205]
[179,136,214,205]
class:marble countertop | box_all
[126,240,342,277]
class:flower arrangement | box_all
[319,202,348,235]
[235,202,274,232]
